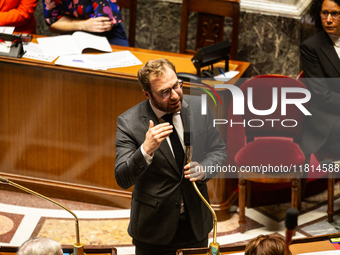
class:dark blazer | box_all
[299,30,340,154]
[114,95,227,245]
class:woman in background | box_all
[300,0,340,158]
[0,0,38,34]
[42,0,129,46]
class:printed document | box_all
[23,42,58,62]
[37,31,112,56]
[55,50,142,70]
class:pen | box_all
[219,67,226,77]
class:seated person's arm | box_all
[0,0,37,27]
[49,15,114,34]
[42,0,116,34]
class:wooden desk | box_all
[0,35,249,219]
[177,233,340,254]
[0,245,116,255]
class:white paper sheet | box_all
[214,71,240,82]
[54,54,96,69]
[55,51,142,70]
[23,42,58,62]
[86,51,143,69]
[0,42,11,54]
[0,26,15,34]
[37,31,112,56]
[38,35,79,56]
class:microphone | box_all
[284,208,298,255]
[0,175,84,255]
[184,131,220,255]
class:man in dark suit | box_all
[114,58,227,254]
[299,0,340,157]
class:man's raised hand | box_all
[142,120,173,155]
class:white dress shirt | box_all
[329,34,340,58]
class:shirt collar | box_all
[329,34,340,47]
[148,100,180,119]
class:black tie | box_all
[162,113,185,171]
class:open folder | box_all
[37,31,112,56]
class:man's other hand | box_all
[184,162,205,182]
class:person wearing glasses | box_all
[114,58,227,255]
[300,0,340,158]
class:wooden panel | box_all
[187,0,239,17]
[0,62,144,191]
[180,0,240,60]
[196,13,225,49]
[177,233,340,255]
[116,0,137,47]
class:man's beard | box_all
[150,93,182,113]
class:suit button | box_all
[175,200,179,207]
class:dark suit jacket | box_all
[114,95,227,245]
[299,30,340,154]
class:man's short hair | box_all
[137,58,176,91]
[245,234,290,255]
[17,237,62,255]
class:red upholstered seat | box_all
[235,139,305,168]
[235,74,309,233]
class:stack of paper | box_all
[23,31,142,69]
[55,50,142,70]
[23,42,58,62]
[37,31,113,56]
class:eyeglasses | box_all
[149,80,183,98]
[320,10,340,20]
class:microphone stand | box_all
[0,175,84,255]
[185,140,220,255]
